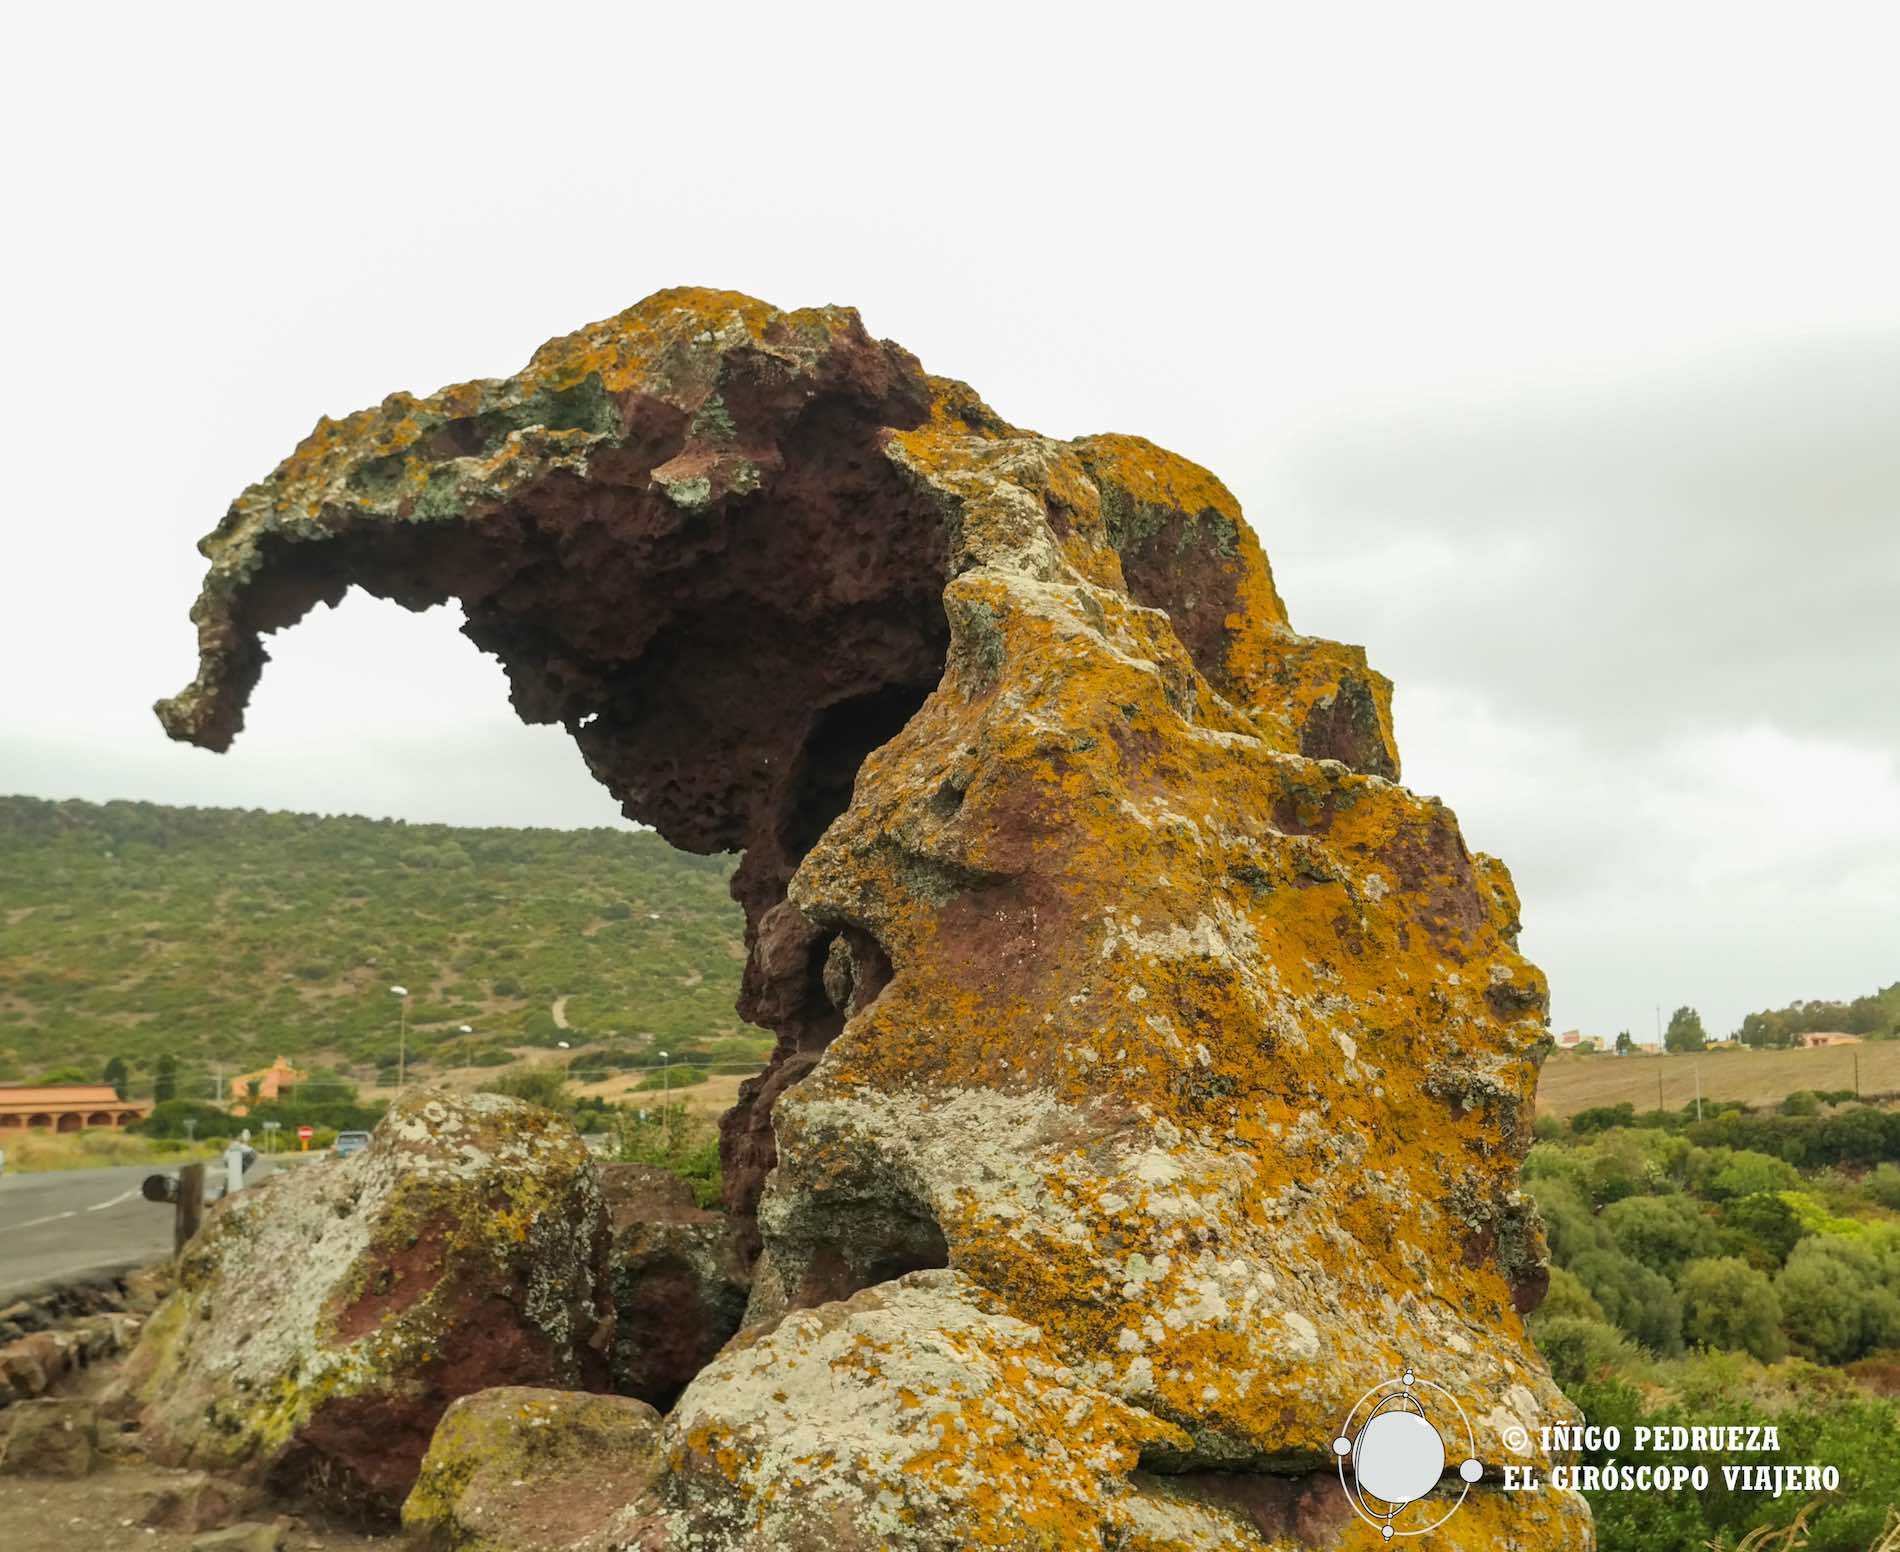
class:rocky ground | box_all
[0,1456,392,1552]
[0,1345,391,1552]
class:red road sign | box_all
[297,1125,314,1140]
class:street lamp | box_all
[390,986,410,1089]
[658,1050,670,1144]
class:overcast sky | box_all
[4,5,1895,1041]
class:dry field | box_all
[1535,1042,1900,1119]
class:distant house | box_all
[1554,1030,1602,1053]
[229,1055,307,1113]
[0,1084,149,1132]
[1798,1031,1862,1049]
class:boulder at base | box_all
[403,1386,666,1552]
[599,1163,750,1409]
[123,1089,614,1513]
[0,1397,97,1478]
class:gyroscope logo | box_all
[1333,1368,1485,1540]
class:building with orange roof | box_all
[229,1055,307,1114]
[0,1084,150,1132]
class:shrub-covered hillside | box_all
[0,795,759,1090]
[1527,1098,1900,1549]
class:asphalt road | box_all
[0,1157,284,1301]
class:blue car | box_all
[332,1130,371,1160]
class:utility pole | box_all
[1855,1049,1861,1098]
[391,986,410,1089]
[1694,1063,1702,1122]
[1657,1067,1665,1114]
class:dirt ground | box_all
[1536,1042,1900,1118]
[0,1358,395,1551]
[0,1464,397,1551]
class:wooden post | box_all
[175,1160,204,1255]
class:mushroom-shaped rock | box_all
[122,1090,614,1513]
[157,289,1586,1547]
[403,1387,667,1552]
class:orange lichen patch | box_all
[668,1272,1194,1549]
[1069,432,1246,532]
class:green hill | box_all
[0,795,762,1096]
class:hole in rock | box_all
[782,682,936,858]
[188,374,958,1266]
[787,1189,952,1313]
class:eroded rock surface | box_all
[599,1165,750,1411]
[160,288,1586,1547]
[122,1090,613,1513]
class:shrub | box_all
[132,1098,233,1138]
[1781,1090,1821,1117]
[1571,1102,1637,1136]
[634,1065,707,1091]
[1533,1265,1606,1324]
[1705,1150,1801,1201]
[1571,1249,1683,1355]
[1534,1315,1640,1389]
[1718,1192,1808,1269]
[477,1068,571,1110]
[611,1106,722,1208]
[1601,1194,1720,1278]
[1677,1256,1785,1361]
[1868,1162,1900,1211]
[1777,1237,1900,1364]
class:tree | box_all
[1614,1030,1635,1055]
[1664,1006,1707,1053]
[1571,1249,1683,1355]
[477,1068,570,1111]
[101,1055,129,1100]
[1677,1256,1785,1361]
[1601,1195,1720,1278]
[153,1053,178,1104]
[1776,1236,1900,1364]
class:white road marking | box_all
[87,1188,141,1212]
[11,1209,78,1230]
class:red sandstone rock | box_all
[598,1164,749,1410]
[402,1387,666,1552]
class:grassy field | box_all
[0,1128,220,1173]
[1536,1041,1900,1118]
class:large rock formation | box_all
[160,289,1588,1547]
[121,1090,613,1512]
